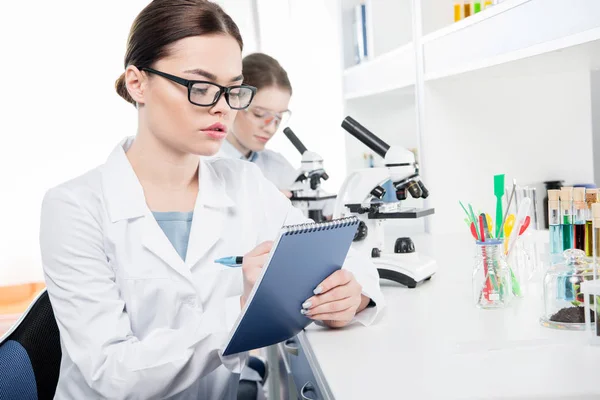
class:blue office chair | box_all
[0,288,267,400]
[238,356,269,400]
[0,289,61,400]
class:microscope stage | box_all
[370,208,435,220]
[345,204,435,219]
[290,194,337,201]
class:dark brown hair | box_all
[242,53,292,95]
[115,0,243,105]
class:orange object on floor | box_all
[0,282,46,315]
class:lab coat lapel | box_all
[141,211,192,280]
[185,158,235,269]
[102,137,192,280]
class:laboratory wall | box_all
[422,67,594,234]
[254,0,348,194]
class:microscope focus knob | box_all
[370,186,385,199]
[394,237,415,254]
[353,221,368,242]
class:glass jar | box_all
[540,249,595,330]
[473,240,512,309]
[506,235,539,297]
[581,280,600,344]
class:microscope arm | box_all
[333,171,361,219]
[333,168,394,219]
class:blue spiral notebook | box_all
[223,217,359,356]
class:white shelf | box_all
[342,42,415,100]
[423,0,600,81]
[422,0,531,44]
[334,0,600,236]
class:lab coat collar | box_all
[102,137,236,275]
[102,137,147,223]
[102,137,235,223]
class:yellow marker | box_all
[503,214,516,253]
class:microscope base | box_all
[374,253,437,288]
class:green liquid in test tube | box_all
[474,2,482,13]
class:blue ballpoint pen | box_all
[214,256,244,267]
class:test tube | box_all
[560,187,575,300]
[573,188,586,252]
[560,187,574,251]
[548,189,561,254]
[586,189,598,257]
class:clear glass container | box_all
[541,249,595,330]
[507,240,530,297]
[582,280,600,345]
[473,240,512,309]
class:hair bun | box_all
[115,72,135,105]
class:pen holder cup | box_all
[473,240,512,309]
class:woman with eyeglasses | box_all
[218,53,297,199]
[39,1,384,399]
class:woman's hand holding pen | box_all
[301,270,371,328]
[240,241,273,309]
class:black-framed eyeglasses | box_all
[142,67,257,110]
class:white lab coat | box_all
[217,140,335,216]
[40,137,385,400]
[218,139,297,191]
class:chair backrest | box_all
[0,289,61,400]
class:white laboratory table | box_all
[271,231,600,400]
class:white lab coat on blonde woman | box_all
[40,137,385,400]
[217,139,336,217]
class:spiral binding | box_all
[283,216,359,236]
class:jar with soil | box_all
[540,249,595,330]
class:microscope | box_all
[333,116,437,288]
[283,127,336,223]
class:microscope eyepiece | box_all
[283,127,308,155]
[341,116,390,159]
